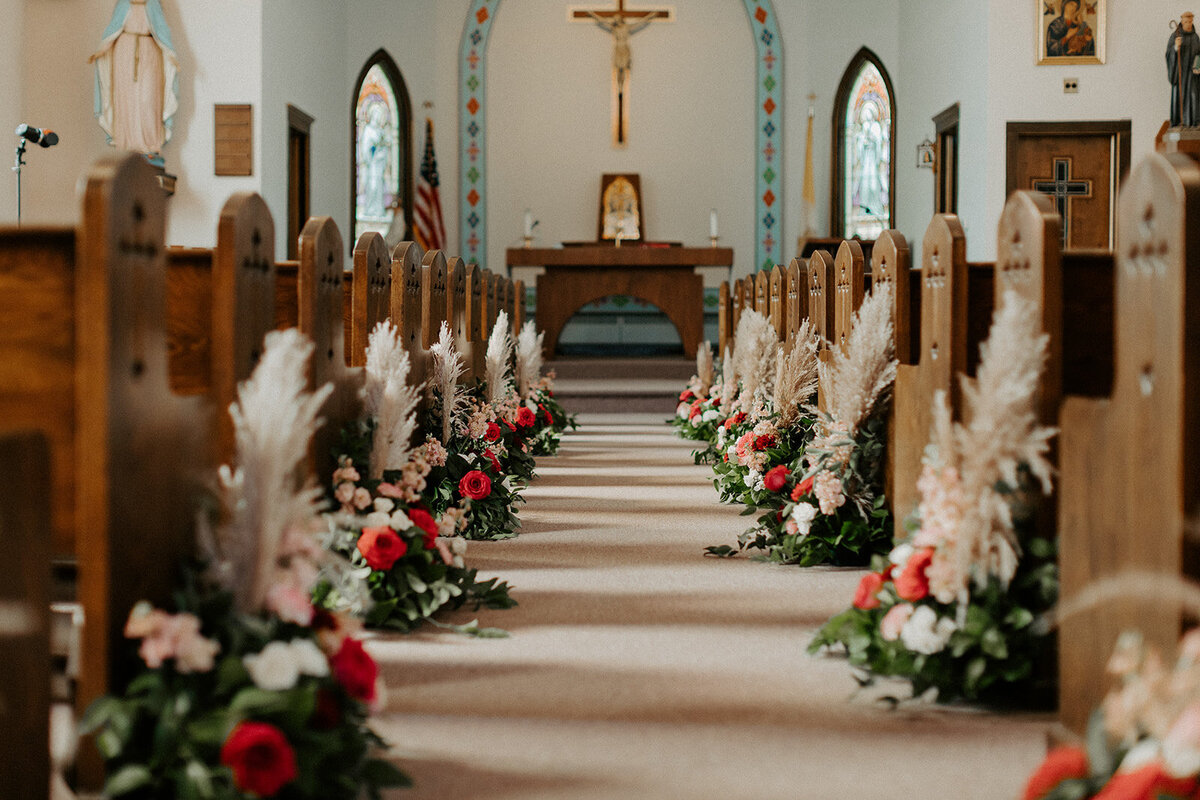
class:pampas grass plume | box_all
[364,321,422,479]
[486,310,514,404]
[431,321,467,443]
[515,320,545,399]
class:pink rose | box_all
[879,603,914,641]
[894,548,935,602]
[265,584,314,626]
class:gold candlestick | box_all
[523,235,533,248]
[710,235,719,249]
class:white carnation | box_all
[899,605,956,655]
[244,641,300,691]
[373,497,395,513]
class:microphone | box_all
[15,124,59,148]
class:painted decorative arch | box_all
[831,46,896,240]
[351,48,414,248]
[458,1,782,272]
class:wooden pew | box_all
[514,279,526,332]
[465,260,488,376]
[1057,152,1199,731]
[717,281,730,359]
[0,432,51,798]
[350,232,393,368]
[807,250,836,356]
[421,249,449,354]
[870,231,914,509]
[768,264,787,340]
[297,217,363,483]
[731,276,747,334]
[75,155,212,785]
[833,240,866,352]
[888,215,968,535]
[754,270,769,315]
[447,256,471,380]
[786,258,808,340]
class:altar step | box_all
[548,356,693,414]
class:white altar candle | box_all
[524,209,533,238]
[709,208,718,238]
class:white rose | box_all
[889,542,915,567]
[288,638,329,677]
[243,641,300,691]
[362,510,391,528]
[899,605,956,655]
[677,404,689,419]
[701,409,719,423]
[790,502,819,536]
[746,469,763,491]
[373,497,395,513]
[389,510,413,530]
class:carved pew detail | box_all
[718,281,730,359]
[786,258,808,340]
[1057,153,1200,732]
[833,240,865,352]
[769,264,787,341]
[754,270,769,315]
[297,217,362,484]
[889,215,967,537]
[351,232,392,368]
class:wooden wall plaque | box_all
[215,104,253,176]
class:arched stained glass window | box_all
[832,49,895,240]
[352,50,412,247]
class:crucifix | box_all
[572,0,673,147]
[1032,157,1092,249]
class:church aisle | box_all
[367,414,1050,799]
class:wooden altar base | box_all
[507,245,733,359]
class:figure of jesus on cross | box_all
[573,0,672,147]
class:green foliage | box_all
[80,577,408,799]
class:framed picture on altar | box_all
[597,173,644,241]
[1037,0,1105,65]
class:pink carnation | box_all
[879,603,914,641]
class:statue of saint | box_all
[90,0,179,162]
[853,104,887,219]
[1168,11,1200,126]
[358,104,393,219]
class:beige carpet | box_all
[369,414,1051,799]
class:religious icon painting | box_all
[597,173,644,241]
[1037,0,1106,65]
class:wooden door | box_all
[287,105,313,260]
[1007,121,1131,251]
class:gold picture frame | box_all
[1037,0,1106,65]
[597,173,644,241]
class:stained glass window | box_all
[353,52,410,245]
[837,55,894,240]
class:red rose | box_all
[356,526,407,571]
[483,449,503,473]
[330,637,378,703]
[679,389,696,402]
[516,406,537,428]
[540,403,554,425]
[791,475,814,500]
[408,508,438,548]
[1021,746,1088,800]
[853,572,886,610]
[484,422,502,442]
[220,721,298,797]
[764,465,789,492]
[894,548,935,602]
[502,417,517,432]
[1090,763,1196,800]
[752,434,775,451]
[459,469,492,500]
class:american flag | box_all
[413,118,446,252]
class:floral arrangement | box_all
[317,321,516,631]
[81,329,407,798]
[809,290,1058,703]
[1022,625,1200,800]
[720,285,897,566]
[515,321,577,456]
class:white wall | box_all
[484,0,755,276]
[978,0,1177,261]
[167,0,263,246]
[896,2,989,261]
[262,0,346,256]
[0,0,23,224]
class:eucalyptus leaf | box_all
[105,764,154,796]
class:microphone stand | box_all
[12,136,26,227]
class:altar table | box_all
[505,245,734,358]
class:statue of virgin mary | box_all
[90,0,179,164]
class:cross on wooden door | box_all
[572,1,673,147]
[1032,157,1093,248]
